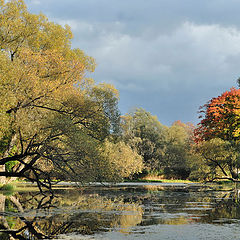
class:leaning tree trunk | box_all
[228,163,239,181]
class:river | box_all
[0,182,240,239]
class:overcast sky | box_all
[25,0,240,126]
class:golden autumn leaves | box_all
[0,0,143,189]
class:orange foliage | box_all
[194,88,240,142]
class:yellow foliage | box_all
[99,140,143,181]
[0,0,123,185]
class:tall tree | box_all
[121,108,167,172]
[163,121,193,179]
[0,0,127,190]
[194,88,240,181]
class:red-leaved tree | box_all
[194,88,240,181]
[195,88,240,142]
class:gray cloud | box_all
[25,0,240,125]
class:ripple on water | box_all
[57,223,240,240]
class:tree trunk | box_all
[1,134,18,185]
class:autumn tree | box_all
[194,88,240,181]
[98,140,143,182]
[195,88,240,142]
[0,0,141,191]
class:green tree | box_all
[163,122,193,179]
[193,138,240,181]
[121,110,195,179]
[121,108,168,173]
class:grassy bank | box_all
[127,177,195,184]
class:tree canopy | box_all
[195,88,240,142]
[121,108,167,171]
[121,109,194,179]
[0,0,143,191]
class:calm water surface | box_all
[0,182,240,239]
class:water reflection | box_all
[0,183,240,239]
[0,187,143,239]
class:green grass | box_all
[0,184,16,196]
[0,183,15,191]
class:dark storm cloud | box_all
[25,0,240,125]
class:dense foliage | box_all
[195,88,240,142]
[121,109,194,179]
[0,0,142,190]
[194,88,240,181]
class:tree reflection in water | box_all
[0,193,55,239]
[200,189,240,224]
[0,187,143,239]
[0,185,240,239]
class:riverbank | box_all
[128,178,195,183]
[1,178,238,194]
